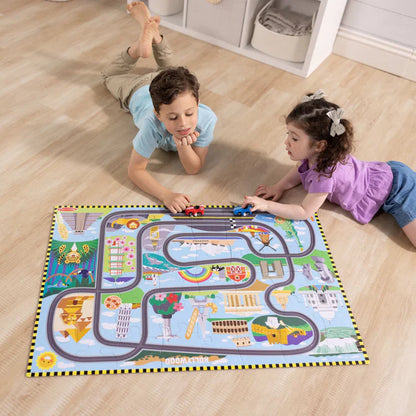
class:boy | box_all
[102,2,217,213]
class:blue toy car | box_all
[233,205,252,217]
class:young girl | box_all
[243,90,416,248]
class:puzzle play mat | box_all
[27,205,369,377]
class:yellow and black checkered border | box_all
[314,213,369,365]
[26,206,369,377]
[26,358,367,377]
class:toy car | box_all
[233,205,252,217]
[184,205,205,216]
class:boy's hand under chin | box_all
[173,130,199,147]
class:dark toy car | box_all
[184,205,205,216]
[233,205,252,217]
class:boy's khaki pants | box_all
[101,37,173,112]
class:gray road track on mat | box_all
[47,208,319,363]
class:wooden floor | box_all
[1,1,415,415]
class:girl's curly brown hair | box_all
[286,94,354,176]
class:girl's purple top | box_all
[298,155,393,224]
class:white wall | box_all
[333,0,416,80]
[342,0,416,48]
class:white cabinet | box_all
[146,0,347,77]
[187,0,247,46]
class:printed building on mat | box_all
[108,239,124,276]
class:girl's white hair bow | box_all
[301,89,326,102]
[327,108,346,137]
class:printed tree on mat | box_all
[149,292,183,340]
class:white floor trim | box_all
[333,26,416,82]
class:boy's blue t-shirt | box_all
[129,85,217,158]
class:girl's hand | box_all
[174,131,200,147]
[255,184,283,201]
[243,196,269,213]
[163,192,191,213]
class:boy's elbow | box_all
[128,164,142,182]
[184,164,202,175]
[127,165,135,181]
[185,168,200,175]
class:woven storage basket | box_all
[251,1,315,63]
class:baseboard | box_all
[333,27,416,82]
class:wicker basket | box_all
[251,1,315,63]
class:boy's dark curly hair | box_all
[286,95,354,176]
[149,66,199,113]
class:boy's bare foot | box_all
[140,16,162,58]
[127,2,162,59]
[128,16,162,59]
[138,20,155,58]
[148,16,162,44]
[127,1,151,27]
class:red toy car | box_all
[184,205,205,217]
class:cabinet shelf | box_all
[145,0,347,78]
